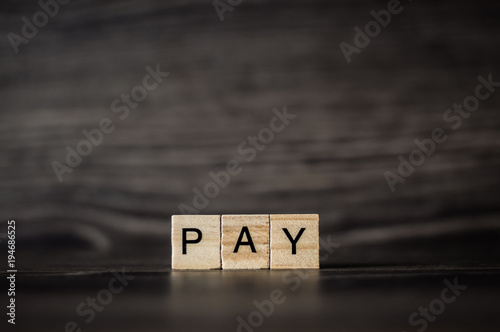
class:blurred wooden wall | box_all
[1,0,499,271]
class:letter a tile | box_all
[222,215,269,269]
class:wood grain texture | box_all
[270,214,319,269]
[1,0,500,272]
[171,215,221,270]
[221,214,269,269]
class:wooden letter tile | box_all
[270,214,319,269]
[172,215,221,270]
[221,215,270,269]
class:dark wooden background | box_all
[1,0,500,272]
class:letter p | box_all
[182,228,202,254]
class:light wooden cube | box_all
[270,214,319,269]
[171,215,221,270]
[221,215,270,269]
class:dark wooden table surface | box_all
[2,267,498,331]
